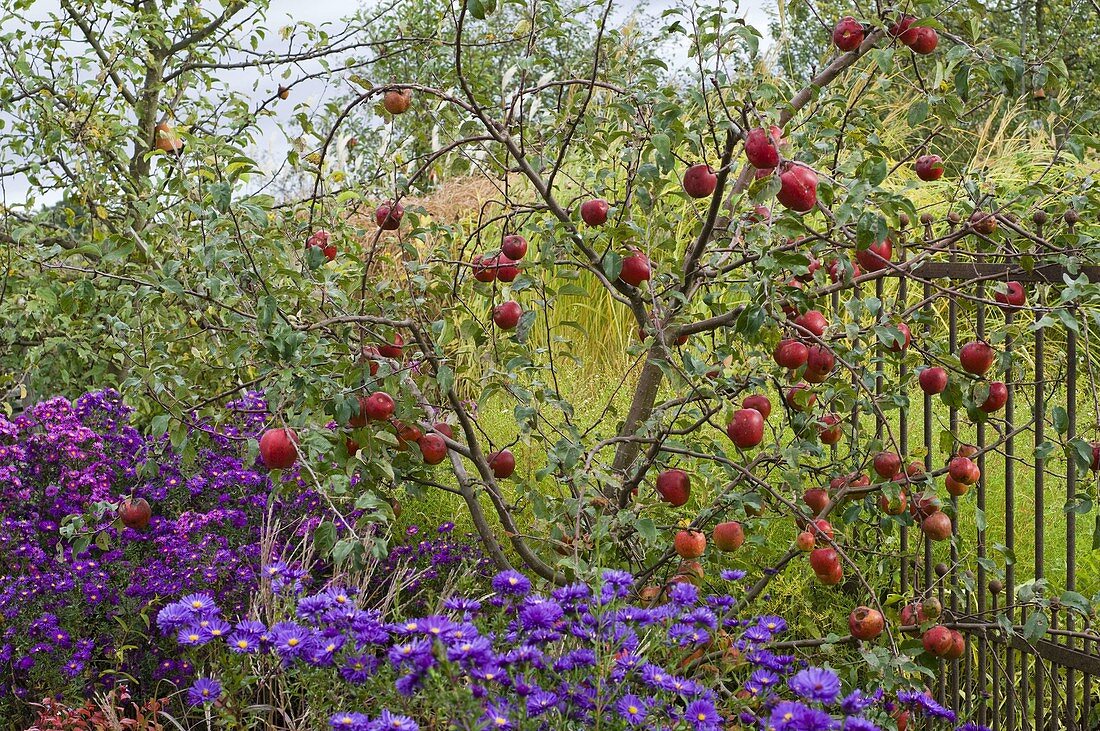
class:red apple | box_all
[994,281,1025,309]
[620,250,651,287]
[382,88,413,114]
[879,490,907,515]
[1091,442,1100,472]
[773,339,809,370]
[348,396,371,429]
[501,234,528,260]
[849,606,885,640]
[418,434,447,464]
[818,414,843,445]
[742,394,772,420]
[379,333,404,359]
[493,301,522,330]
[793,310,827,337]
[803,488,829,515]
[488,449,516,479]
[944,629,966,660]
[580,198,610,227]
[656,469,691,507]
[259,428,299,469]
[888,14,915,37]
[712,521,745,551]
[473,254,497,283]
[979,381,1008,413]
[375,201,404,230]
[915,155,944,181]
[919,367,948,394]
[909,26,939,54]
[873,452,902,479]
[948,457,980,485]
[809,546,839,573]
[727,408,766,449]
[969,210,997,235]
[805,345,835,383]
[922,625,954,657]
[817,563,844,585]
[119,498,152,530]
[888,322,912,353]
[810,518,835,543]
[945,475,969,497]
[674,529,706,559]
[495,255,520,282]
[744,126,783,169]
[785,384,817,412]
[363,391,395,421]
[683,164,718,199]
[306,230,336,261]
[855,239,892,272]
[795,531,816,551]
[832,16,864,51]
[394,421,423,449]
[777,164,818,213]
[360,345,381,376]
[922,512,952,541]
[433,422,455,440]
[959,341,995,375]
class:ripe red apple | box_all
[818,414,843,445]
[944,629,966,660]
[580,198,610,227]
[683,164,718,199]
[378,332,404,359]
[501,234,528,260]
[473,254,497,282]
[810,518,834,542]
[922,625,954,657]
[956,444,979,459]
[1091,442,1100,472]
[417,434,447,464]
[744,126,783,169]
[785,384,817,412]
[348,395,372,428]
[493,301,522,330]
[803,488,829,515]
[773,339,809,370]
[809,547,839,574]
[259,428,299,469]
[795,531,816,551]
[969,210,997,235]
[793,310,827,337]
[879,490,907,515]
[959,341,995,375]
[727,408,766,449]
[873,452,902,479]
[488,449,516,479]
[360,345,381,376]
[948,457,980,485]
[153,121,183,154]
[674,529,707,559]
[777,164,819,213]
[363,391,395,421]
[900,603,920,630]
[394,421,423,450]
[919,367,948,394]
[382,88,413,114]
[742,394,772,420]
[746,205,771,224]
[888,322,912,353]
[832,16,864,51]
[849,606,885,640]
[914,155,944,181]
[910,493,942,521]
[922,512,952,541]
[306,230,337,261]
[345,437,360,456]
[712,521,745,551]
[994,281,1025,309]
[433,422,455,440]
[944,475,969,497]
[979,381,1008,413]
[855,239,892,272]
[495,255,520,282]
[906,461,926,479]
[119,498,152,530]
[909,26,939,54]
[817,563,844,585]
[620,250,651,287]
[888,14,915,37]
[826,257,860,283]
[804,345,835,383]
[375,201,404,230]
[656,469,691,507]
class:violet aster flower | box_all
[616,693,647,725]
[374,709,419,730]
[720,568,747,581]
[844,719,882,731]
[491,570,532,597]
[329,712,371,731]
[187,677,222,706]
[790,667,842,704]
[683,699,721,729]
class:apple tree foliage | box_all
[2,0,1100,676]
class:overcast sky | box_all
[2,0,773,206]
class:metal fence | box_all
[858,210,1098,729]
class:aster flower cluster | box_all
[0,390,330,716]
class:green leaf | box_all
[1022,610,1049,641]
[907,99,929,128]
[601,251,623,281]
[436,364,455,395]
[314,521,337,556]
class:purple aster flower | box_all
[757,615,788,633]
[177,625,207,647]
[156,602,192,633]
[187,677,222,706]
[745,668,781,695]
[374,709,419,730]
[491,570,532,597]
[526,688,559,717]
[329,712,371,731]
[340,654,379,684]
[271,621,314,662]
[955,725,991,731]
[616,693,647,725]
[179,593,218,617]
[443,596,482,616]
[200,618,231,642]
[845,719,881,731]
[771,701,811,730]
[720,569,747,581]
[840,689,882,715]
[666,582,698,606]
[480,700,513,729]
[790,667,841,704]
[683,699,720,729]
